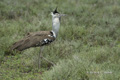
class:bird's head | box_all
[51,7,66,19]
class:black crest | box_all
[53,7,59,14]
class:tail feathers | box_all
[4,40,24,55]
[11,40,23,51]
[10,39,28,51]
[10,37,35,51]
[4,48,21,56]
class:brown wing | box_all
[11,31,55,51]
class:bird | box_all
[10,8,65,68]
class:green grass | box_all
[0,0,120,80]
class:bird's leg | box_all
[38,47,44,69]
[38,47,55,69]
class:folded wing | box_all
[11,31,55,51]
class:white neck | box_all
[52,17,60,37]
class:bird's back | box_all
[11,31,56,51]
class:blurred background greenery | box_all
[0,0,120,80]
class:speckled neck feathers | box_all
[52,17,60,37]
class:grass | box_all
[0,0,120,80]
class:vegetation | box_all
[0,0,120,80]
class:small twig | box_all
[42,56,55,66]
[88,59,94,67]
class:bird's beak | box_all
[59,14,66,17]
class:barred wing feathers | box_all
[11,31,55,51]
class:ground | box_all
[0,0,120,80]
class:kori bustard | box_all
[11,8,65,68]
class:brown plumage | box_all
[9,8,66,68]
[11,31,55,51]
